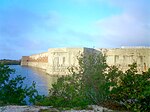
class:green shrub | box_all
[79,53,110,104]
[37,53,111,108]
[0,64,40,105]
[37,53,150,111]
[110,63,150,111]
[42,75,90,108]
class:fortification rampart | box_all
[99,48,150,72]
[21,47,150,75]
[21,52,48,70]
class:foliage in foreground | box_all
[37,53,150,111]
[110,63,150,111]
[0,64,41,105]
[37,53,110,108]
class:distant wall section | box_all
[21,52,48,70]
[21,56,29,66]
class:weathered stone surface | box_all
[21,48,98,75]
[100,47,150,73]
[90,105,113,112]
[0,105,127,112]
[62,105,123,112]
[0,106,54,112]
[21,47,150,75]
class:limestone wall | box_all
[29,52,48,63]
[26,62,48,70]
[46,48,101,75]
[21,47,150,75]
[46,48,84,75]
[21,56,29,66]
[21,52,48,70]
[99,47,150,72]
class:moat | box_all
[9,65,58,96]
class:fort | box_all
[21,47,150,75]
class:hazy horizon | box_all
[0,0,150,60]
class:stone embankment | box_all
[0,105,126,112]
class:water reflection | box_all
[9,65,58,96]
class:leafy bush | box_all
[110,63,150,111]
[37,53,150,111]
[0,64,40,105]
[79,53,110,104]
[37,74,90,108]
[37,53,111,108]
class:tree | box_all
[79,53,109,104]
[37,53,110,108]
[0,64,40,105]
[37,53,150,111]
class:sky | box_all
[0,0,150,59]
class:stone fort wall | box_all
[21,47,150,75]
[21,52,48,70]
[99,47,150,72]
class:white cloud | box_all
[95,0,150,47]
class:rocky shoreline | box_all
[0,105,120,112]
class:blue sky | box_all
[0,0,150,59]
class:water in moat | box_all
[9,65,58,96]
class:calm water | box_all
[9,65,58,96]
